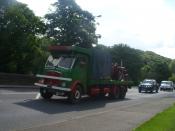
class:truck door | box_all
[73,56,88,93]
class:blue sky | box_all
[17,0,175,59]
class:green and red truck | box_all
[35,45,132,103]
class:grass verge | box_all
[133,103,175,131]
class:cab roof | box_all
[48,45,91,57]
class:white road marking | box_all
[35,93,41,99]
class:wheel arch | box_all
[71,81,84,94]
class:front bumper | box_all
[139,86,153,91]
[35,83,71,92]
[160,87,173,90]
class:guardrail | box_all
[0,73,37,85]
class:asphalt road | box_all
[0,87,175,131]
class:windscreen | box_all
[143,80,153,84]
[161,81,171,85]
[45,55,75,69]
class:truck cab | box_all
[35,46,90,103]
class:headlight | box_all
[38,79,44,84]
[61,82,66,87]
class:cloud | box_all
[77,0,175,58]
[152,47,175,59]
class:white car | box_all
[160,81,174,91]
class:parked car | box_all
[159,81,174,91]
[138,79,159,93]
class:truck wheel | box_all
[109,87,119,99]
[40,88,53,99]
[68,85,82,104]
[119,87,127,99]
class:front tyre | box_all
[68,85,82,104]
[40,88,53,99]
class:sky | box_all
[17,0,175,59]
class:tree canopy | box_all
[0,1,46,73]
[141,51,171,83]
[45,0,98,48]
[110,44,144,83]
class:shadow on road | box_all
[15,97,131,114]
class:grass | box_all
[133,104,175,131]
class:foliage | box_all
[0,1,46,74]
[45,0,98,48]
[110,44,144,83]
[169,73,175,82]
[0,0,16,8]
[169,60,175,74]
[97,44,172,84]
[141,51,171,83]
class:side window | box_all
[75,57,87,68]
[80,57,87,65]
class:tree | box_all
[110,44,144,83]
[169,73,175,82]
[45,0,98,48]
[141,51,171,83]
[153,61,170,83]
[0,0,16,8]
[169,60,175,74]
[0,2,46,74]
[0,0,16,23]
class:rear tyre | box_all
[40,88,53,99]
[68,85,82,104]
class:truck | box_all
[35,45,133,103]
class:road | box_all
[0,87,175,131]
